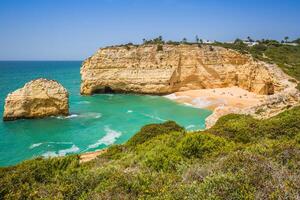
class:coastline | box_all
[79,149,107,163]
[165,86,267,128]
[164,86,265,111]
[79,87,265,163]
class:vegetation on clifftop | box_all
[1,106,300,199]
[212,39,300,89]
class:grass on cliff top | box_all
[1,106,300,199]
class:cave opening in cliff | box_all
[93,86,115,94]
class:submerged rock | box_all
[3,78,69,121]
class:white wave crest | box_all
[56,112,101,119]
[41,144,80,158]
[127,110,133,113]
[88,126,122,149]
[186,124,195,129]
[48,141,73,145]
[164,94,189,100]
[80,112,102,119]
[164,93,178,100]
[191,97,212,108]
[77,101,90,104]
[42,151,58,158]
[29,143,43,149]
[66,114,78,119]
[58,145,80,156]
[29,141,73,149]
[56,114,78,119]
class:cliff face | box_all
[3,78,69,121]
[80,44,284,95]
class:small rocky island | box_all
[3,78,69,121]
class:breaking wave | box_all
[29,143,43,149]
[186,124,196,130]
[88,126,122,149]
[42,151,58,158]
[41,144,80,158]
[76,101,91,104]
[29,141,73,149]
[56,114,78,119]
[191,97,212,108]
[164,94,189,100]
[56,112,101,119]
[58,145,80,156]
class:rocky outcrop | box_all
[3,78,69,121]
[80,44,283,95]
[81,43,300,128]
[205,84,300,128]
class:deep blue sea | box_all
[0,61,212,166]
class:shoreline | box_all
[165,85,299,129]
[79,87,265,163]
[164,86,265,111]
[79,149,107,163]
[79,85,299,163]
[165,86,267,128]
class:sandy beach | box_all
[165,86,266,111]
[79,149,107,163]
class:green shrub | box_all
[126,121,184,147]
[177,133,228,158]
[208,114,261,143]
[142,145,182,171]
[101,144,127,160]
[260,106,300,139]
[1,107,300,199]
[199,172,256,200]
[156,44,163,51]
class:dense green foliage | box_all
[1,106,300,199]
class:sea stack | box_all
[3,78,69,121]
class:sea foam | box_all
[29,141,73,149]
[29,143,43,149]
[88,126,122,149]
[58,144,80,156]
[76,101,91,104]
[42,151,58,158]
[41,144,80,158]
[56,114,78,119]
[56,112,101,119]
[186,124,195,130]
[191,97,212,108]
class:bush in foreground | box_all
[1,107,300,199]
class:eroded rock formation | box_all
[81,44,300,128]
[80,44,283,95]
[3,78,69,121]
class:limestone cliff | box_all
[80,44,284,95]
[3,78,69,121]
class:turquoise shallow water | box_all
[0,61,212,166]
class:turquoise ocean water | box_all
[0,61,212,166]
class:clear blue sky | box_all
[0,0,299,60]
